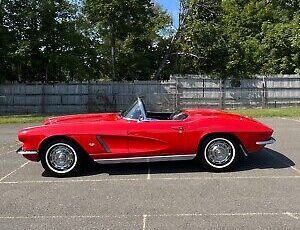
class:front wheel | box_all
[41,140,82,177]
[199,136,239,172]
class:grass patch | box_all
[227,107,300,118]
[0,114,49,124]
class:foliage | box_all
[1,0,106,82]
[85,0,172,80]
[175,0,229,78]
[221,0,300,77]
[174,0,300,79]
[0,0,299,82]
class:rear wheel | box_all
[199,136,239,172]
[41,139,82,177]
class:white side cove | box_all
[95,154,197,164]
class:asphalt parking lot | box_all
[0,118,299,230]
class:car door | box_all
[127,120,188,157]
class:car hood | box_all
[44,113,120,125]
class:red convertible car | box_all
[17,98,275,176]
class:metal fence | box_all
[0,75,299,114]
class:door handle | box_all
[172,126,184,133]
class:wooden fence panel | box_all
[0,75,299,114]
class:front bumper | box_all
[16,147,38,155]
[16,147,39,161]
[256,137,276,145]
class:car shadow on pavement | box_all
[234,148,295,172]
[41,148,296,178]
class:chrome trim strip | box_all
[95,154,196,164]
[239,144,248,157]
[96,135,111,153]
[16,148,38,155]
[256,137,276,145]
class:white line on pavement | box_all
[285,212,299,220]
[280,117,300,123]
[0,150,15,156]
[0,144,19,156]
[142,214,147,230]
[0,142,19,149]
[0,175,299,185]
[0,212,298,220]
[0,161,29,182]
[266,150,300,174]
[147,166,151,180]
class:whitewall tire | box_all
[199,136,239,172]
[41,139,82,177]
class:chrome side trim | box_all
[16,147,38,155]
[239,144,248,157]
[96,154,196,164]
[256,137,276,145]
[96,135,111,153]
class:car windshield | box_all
[121,100,144,120]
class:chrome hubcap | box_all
[48,145,75,171]
[206,140,233,166]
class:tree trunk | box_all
[155,3,189,80]
[110,24,116,80]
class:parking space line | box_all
[142,214,147,230]
[266,150,300,174]
[0,212,298,220]
[290,166,300,174]
[147,165,151,180]
[1,175,299,184]
[280,117,300,123]
[0,161,29,182]
[0,144,19,156]
[0,141,19,148]
[0,150,15,156]
[285,212,299,220]
[0,214,138,220]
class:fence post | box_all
[87,82,92,112]
[262,76,267,108]
[41,83,45,114]
[175,78,179,110]
[219,79,225,109]
[202,78,205,98]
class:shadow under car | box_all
[42,148,296,178]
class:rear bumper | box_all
[256,137,276,145]
[16,147,39,161]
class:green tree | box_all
[1,0,101,82]
[222,0,300,76]
[85,0,171,80]
[175,0,229,78]
[171,0,299,78]
[0,0,13,81]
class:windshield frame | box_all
[120,98,147,121]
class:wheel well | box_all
[39,135,86,156]
[198,132,245,155]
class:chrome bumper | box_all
[256,137,276,145]
[16,147,38,155]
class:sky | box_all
[155,0,180,28]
